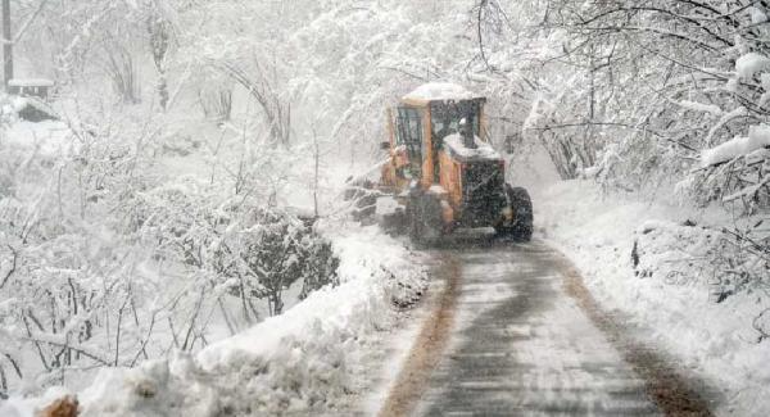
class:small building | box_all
[8,78,54,100]
[7,79,58,122]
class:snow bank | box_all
[538,180,770,416]
[4,225,427,416]
[701,124,770,167]
[443,133,500,161]
[402,82,479,102]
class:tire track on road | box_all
[378,254,461,417]
[555,250,717,417]
[378,242,716,417]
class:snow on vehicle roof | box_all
[8,78,54,87]
[403,82,481,103]
[443,133,501,161]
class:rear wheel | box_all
[510,186,533,241]
[496,185,533,242]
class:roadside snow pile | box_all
[631,220,768,304]
[538,180,770,416]
[3,225,427,417]
[631,220,716,282]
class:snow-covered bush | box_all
[0,106,343,399]
[0,225,426,416]
[520,1,770,202]
[298,235,340,301]
[516,1,770,318]
[225,208,340,317]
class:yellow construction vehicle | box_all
[376,82,533,244]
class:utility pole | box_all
[2,0,12,89]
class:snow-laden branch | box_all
[0,245,18,289]
[671,99,723,116]
[723,175,770,203]
[701,125,770,168]
[16,332,111,366]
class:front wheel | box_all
[408,193,443,247]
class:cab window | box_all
[430,100,482,143]
[396,107,423,178]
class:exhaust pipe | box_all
[460,117,477,149]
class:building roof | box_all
[8,78,54,88]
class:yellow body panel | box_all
[420,105,434,190]
[380,108,411,190]
[438,150,463,212]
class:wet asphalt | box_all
[413,241,660,416]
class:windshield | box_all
[395,107,424,178]
[430,100,482,143]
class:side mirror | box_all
[380,141,391,151]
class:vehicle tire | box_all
[408,193,442,247]
[407,197,423,242]
[496,185,533,242]
[508,185,533,242]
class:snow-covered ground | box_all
[536,180,770,416]
[0,224,427,416]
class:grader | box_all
[372,82,533,245]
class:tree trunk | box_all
[2,0,12,89]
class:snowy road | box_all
[380,240,713,416]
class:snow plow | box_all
[371,82,533,244]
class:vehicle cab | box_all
[381,82,506,229]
